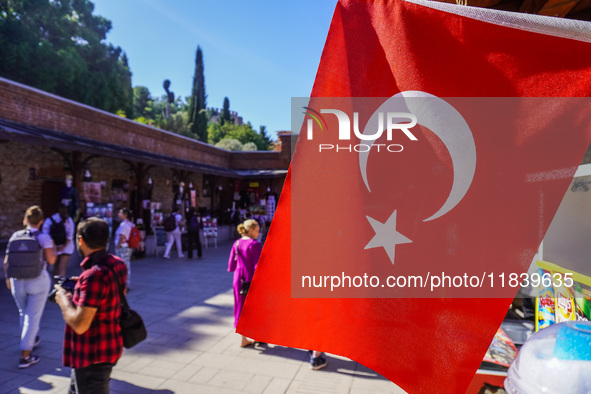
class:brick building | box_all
[0,77,290,239]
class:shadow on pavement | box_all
[0,240,396,392]
[112,379,174,393]
[252,343,389,381]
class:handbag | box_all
[119,292,147,348]
[234,240,251,296]
[240,280,251,296]
[103,263,147,348]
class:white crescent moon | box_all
[359,91,476,222]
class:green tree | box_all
[188,46,207,142]
[215,138,243,151]
[133,86,152,119]
[151,94,194,138]
[221,96,232,124]
[118,53,133,118]
[224,122,260,146]
[0,0,132,115]
[207,121,274,151]
[207,122,225,145]
[242,142,257,151]
[169,112,190,134]
[258,125,274,150]
[131,87,193,139]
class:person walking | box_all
[42,204,74,277]
[54,218,127,394]
[186,207,203,259]
[114,208,133,289]
[163,208,185,259]
[4,205,56,368]
[228,219,262,347]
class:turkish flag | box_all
[238,0,591,393]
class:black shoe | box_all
[19,355,40,369]
[310,356,328,370]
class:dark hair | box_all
[24,205,43,226]
[57,203,68,219]
[77,217,109,250]
[120,208,131,219]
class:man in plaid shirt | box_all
[55,218,127,394]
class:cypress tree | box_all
[221,97,232,124]
[120,53,134,118]
[189,46,207,142]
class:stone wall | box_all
[0,141,62,237]
[0,141,267,238]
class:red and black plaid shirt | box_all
[63,250,127,368]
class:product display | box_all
[536,267,557,332]
[535,261,591,332]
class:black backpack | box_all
[48,217,67,246]
[5,229,43,279]
[163,214,177,232]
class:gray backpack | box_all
[5,229,43,279]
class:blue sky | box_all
[92,0,338,139]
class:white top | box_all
[26,227,53,250]
[41,213,75,255]
[174,213,184,232]
[115,219,133,248]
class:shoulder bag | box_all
[235,240,251,296]
[102,262,147,348]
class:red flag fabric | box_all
[238,0,591,392]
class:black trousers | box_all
[187,230,202,258]
[69,363,114,394]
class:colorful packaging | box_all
[574,282,591,321]
[482,327,518,368]
[535,267,556,332]
[553,276,576,323]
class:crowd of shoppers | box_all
[3,203,325,394]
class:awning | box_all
[233,169,288,178]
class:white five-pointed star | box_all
[365,210,412,264]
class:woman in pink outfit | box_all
[228,219,262,347]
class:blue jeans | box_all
[115,247,132,286]
[69,363,114,394]
[10,269,51,351]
